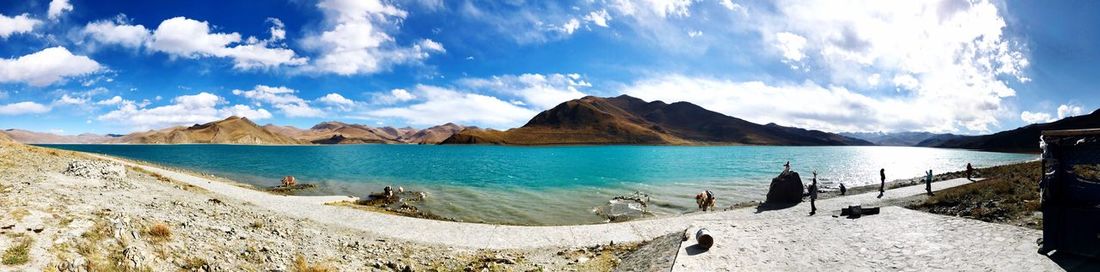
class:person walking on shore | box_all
[878,168,886,198]
[966,163,974,181]
[925,169,934,196]
[809,171,819,215]
[839,183,847,195]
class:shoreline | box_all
[1,142,1062,271]
[36,143,1036,227]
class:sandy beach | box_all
[0,142,1071,271]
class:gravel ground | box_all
[0,143,650,271]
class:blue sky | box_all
[0,0,1095,135]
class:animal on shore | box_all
[281,176,296,187]
[695,190,716,211]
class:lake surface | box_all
[42,144,1036,225]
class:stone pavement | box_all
[673,180,1063,271]
[95,153,1063,272]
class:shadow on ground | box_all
[1048,252,1100,271]
[755,202,798,213]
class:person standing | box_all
[839,183,847,195]
[783,161,791,174]
[878,168,886,199]
[925,169,934,196]
[809,171,819,215]
[966,163,974,181]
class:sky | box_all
[0,0,1096,135]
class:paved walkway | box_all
[96,152,1055,272]
[673,182,1062,271]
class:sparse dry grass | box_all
[292,254,333,272]
[10,208,30,221]
[909,161,1043,229]
[2,234,32,265]
[181,257,209,270]
[147,223,171,240]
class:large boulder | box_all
[765,171,804,204]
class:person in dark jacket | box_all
[925,169,934,196]
[878,168,886,199]
[966,163,974,181]
[809,171,818,215]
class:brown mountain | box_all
[924,108,1100,153]
[0,129,119,144]
[399,123,472,144]
[262,121,467,144]
[443,95,871,146]
[118,116,304,144]
[300,121,398,144]
[0,131,12,143]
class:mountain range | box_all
[918,109,1100,153]
[4,95,1097,151]
[0,117,472,145]
[839,132,958,146]
[442,95,872,145]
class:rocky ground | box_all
[908,161,1044,229]
[0,143,674,271]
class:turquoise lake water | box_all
[41,144,1036,225]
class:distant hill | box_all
[443,95,871,146]
[400,123,472,144]
[840,131,958,146]
[926,109,1100,153]
[116,116,304,144]
[0,131,12,143]
[262,121,469,144]
[0,129,120,144]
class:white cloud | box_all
[367,85,537,128]
[743,0,1028,132]
[561,18,581,34]
[266,18,286,42]
[318,93,354,106]
[83,16,305,70]
[96,96,124,106]
[623,74,1003,133]
[773,32,807,62]
[611,0,696,18]
[688,30,703,38]
[719,0,745,13]
[54,94,88,105]
[1057,104,1084,119]
[150,17,307,70]
[48,0,73,20]
[0,13,40,38]
[232,85,324,117]
[372,88,417,104]
[82,17,152,48]
[302,0,443,75]
[0,101,50,115]
[0,47,102,86]
[98,92,272,131]
[457,73,589,110]
[584,9,611,27]
[317,93,356,111]
[1020,111,1052,124]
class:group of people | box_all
[693,161,979,215]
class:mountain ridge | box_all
[443,95,872,146]
[925,109,1100,153]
